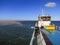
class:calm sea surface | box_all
[0,21,60,45]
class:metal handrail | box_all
[29,29,35,45]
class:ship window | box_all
[41,16,51,21]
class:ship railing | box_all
[29,28,35,45]
[51,23,60,30]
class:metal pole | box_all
[29,28,35,45]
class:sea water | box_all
[0,21,60,45]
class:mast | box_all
[42,8,44,16]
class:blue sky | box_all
[0,0,60,20]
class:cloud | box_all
[45,2,56,7]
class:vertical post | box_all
[42,8,44,16]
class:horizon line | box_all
[0,20,60,21]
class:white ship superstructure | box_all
[38,16,51,27]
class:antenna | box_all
[42,8,44,16]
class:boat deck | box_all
[41,30,52,45]
[35,29,52,45]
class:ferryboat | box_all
[38,9,55,32]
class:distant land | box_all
[0,20,20,25]
[0,20,60,25]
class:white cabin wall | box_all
[38,21,51,27]
[42,21,51,26]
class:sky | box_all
[0,0,60,20]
